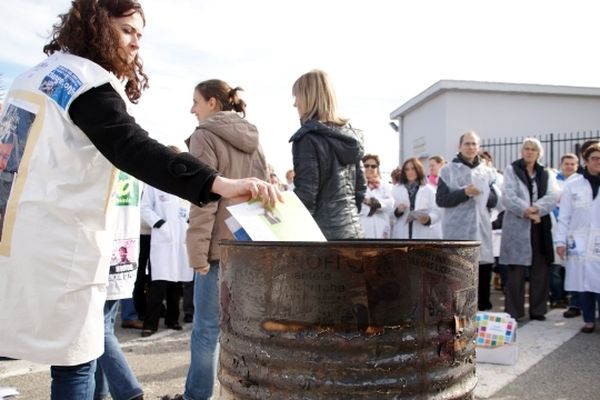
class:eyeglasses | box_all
[363,164,378,169]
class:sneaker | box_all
[580,325,595,334]
[563,307,582,318]
[550,299,568,309]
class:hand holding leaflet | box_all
[226,191,326,241]
[406,209,430,224]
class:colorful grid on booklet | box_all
[476,313,514,346]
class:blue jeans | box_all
[120,298,139,322]
[95,300,143,400]
[580,291,600,323]
[184,262,220,400]
[51,360,96,400]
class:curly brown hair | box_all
[43,0,148,103]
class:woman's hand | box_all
[556,246,566,261]
[465,184,481,197]
[418,214,431,225]
[396,204,407,213]
[193,265,210,275]
[523,206,538,217]
[211,176,284,207]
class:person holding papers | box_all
[289,69,366,239]
[555,143,600,333]
[500,138,559,321]
[183,79,269,400]
[0,1,280,398]
[391,157,441,239]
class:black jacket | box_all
[290,120,365,239]
[69,83,219,207]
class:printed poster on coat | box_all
[108,171,140,286]
[0,99,39,242]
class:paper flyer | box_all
[406,208,430,223]
[226,191,326,241]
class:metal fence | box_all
[481,131,600,171]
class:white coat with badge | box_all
[141,186,193,283]
[554,175,600,294]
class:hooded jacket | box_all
[187,112,268,270]
[289,120,365,239]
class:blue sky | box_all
[2,0,600,178]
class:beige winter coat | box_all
[186,111,268,272]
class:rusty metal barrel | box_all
[217,240,479,399]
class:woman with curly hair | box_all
[0,1,280,399]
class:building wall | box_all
[400,90,600,171]
[400,94,447,162]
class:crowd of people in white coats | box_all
[358,132,600,335]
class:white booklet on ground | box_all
[226,191,326,241]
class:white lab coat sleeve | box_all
[501,165,530,217]
[425,185,441,226]
[380,184,395,214]
[555,182,573,246]
[140,187,163,227]
[533,170,560,216]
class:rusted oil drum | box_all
[218,240,479,399]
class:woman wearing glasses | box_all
[289,69,365,239]
[359,154,394,239]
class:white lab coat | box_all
[390,183,442,239]
[359,182,394,239]
[141,186,193,282]
[554,174,600,293]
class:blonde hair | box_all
[292,69,348,126]
[522,137,544,159]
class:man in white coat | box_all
[555,143,600,333]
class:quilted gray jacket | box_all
[290,120,365,239]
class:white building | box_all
[389,80,600,170]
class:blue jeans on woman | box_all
[51,360,96,400]
[580,291,600,324]
[120,298,139,322]
[94,300,143,400]
[184,262,220,400]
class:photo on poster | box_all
[109,238,139,282]
[0,100,38,240]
